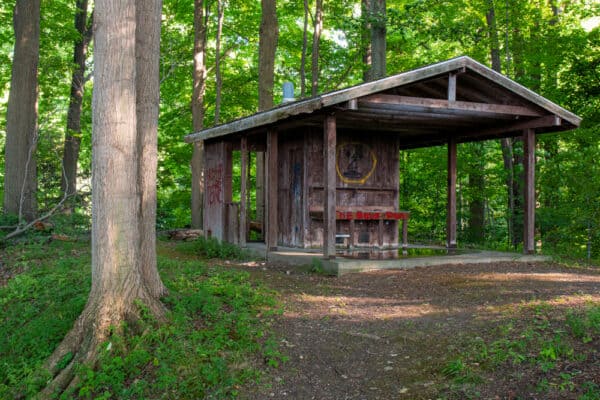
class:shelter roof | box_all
[184,56,581,148]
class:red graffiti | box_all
[207,164,223,205]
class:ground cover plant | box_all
[442,301,600,399]
[0,237,281,399]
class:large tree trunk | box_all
[136,0,168,298]
[42,1,165,394]
[256,0,278,230]
[61,0,91,199]
[311,0,323,96]
[191,0,209,229]
[3,0,40,222]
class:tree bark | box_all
[370,0,386,80]
[257,0,278,230]
[191,0,209,229]
[42,1,165,393]
[300,0,309,97]
[467,143,486,243]
[214,0,224,124]
[136,0,168,298]
[361,0,372,81]
[61,0,91,199]
[311,0,323,96]
[258,0,278,110]
[486,0,515,246]
[3,0,40,222]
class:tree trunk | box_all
[361,0,372,81]
[257,0,278,230]
[214,0,224,124]
[511,137,524,247]
[300,0,309,97]
[191,0,209,229]
[258,0,278,110]
[3,0,40,222]
[136,0,168,298]
[370,0,386,80]
[467,143,486,243]
[61,0,91,199]
[311,0,323,96]
[42,1,165,394]
[486,0,515,246]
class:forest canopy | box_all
[0,0,598,259]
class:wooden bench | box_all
[310,206,410,249]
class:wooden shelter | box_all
[184,56,581,257]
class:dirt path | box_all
[239,261,600,400]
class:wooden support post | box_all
[447,137,457,248]
[239,136,247,247]
[523,128,536,254]
[402,219,408,253]
[448,72,457,102]
[378,219,384,248]
[266,130,278,251]
[324,115,337,259]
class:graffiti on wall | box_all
[207,164,223,205]
[336,142,377,184]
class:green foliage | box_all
[0,240,280,399]
[566,305,600,343]
[0,241,90,398]
[446,301,600,397]
[179,236,253,260]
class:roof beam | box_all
[358,94,545,118]
[459,115,562,138]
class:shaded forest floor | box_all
[236,259,600,400]
[2,237,600,399]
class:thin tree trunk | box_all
[258,0,278,110]
[300,0,309,97]
[4,0,40,222]
[191,0,209,229]
[61,0,91,199]
[136,0,168,298]
[370,0,386,79]
[468,143,486,243]
[486,0,515,246]
[361,0,372,81]
[511,137,524,247]
[311,0,323,96]
[214,0,224,124]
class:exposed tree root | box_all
[40,291,167,398]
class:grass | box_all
[0,238,281,399]
[441,300,600,399]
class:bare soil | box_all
[238,261,600,400]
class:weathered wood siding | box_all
[304,128,400,247]
[277,131,305,247]
[203,140,227,240]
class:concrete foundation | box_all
[243,243,552,276]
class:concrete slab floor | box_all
[242,242,552,276]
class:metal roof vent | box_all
[282,82,295,103]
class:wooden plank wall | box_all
[203,140,227,240]
[277,133,305,247]
[303,129,400,248]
